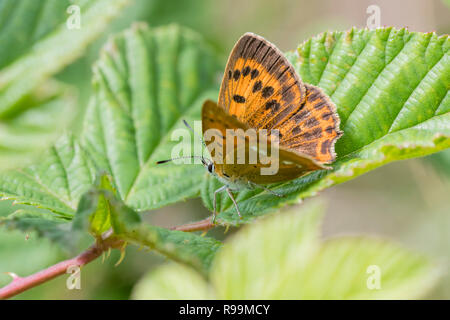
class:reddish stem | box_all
[170,217,215,232]
[0,218,217,299]
[0,238,121,300]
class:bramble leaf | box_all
[81,23,219,210]
[0,0,130,116]
[0,24,219,219]
[0,0,131,168]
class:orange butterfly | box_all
[160,33,342,222]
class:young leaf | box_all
[72,174,118,237]
[203,28,450,224]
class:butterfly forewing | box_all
[219,33,306,127]
[202,100,325,184]
[218,33,342,165]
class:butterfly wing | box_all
[218,33,342,164]
[202,100,325,184]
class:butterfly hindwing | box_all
[275,83,342,163]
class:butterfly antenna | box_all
[182,119,207,149]
[156,155,211,165]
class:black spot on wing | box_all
[233,69,240,81]
[292,126,302,135]
[262,86,274,98]
[253,80,262,92]
[281,85,295,103]
[265,100,280,111]
[251,69,259,79]
[242,66,251,76]
[233,95,246,103]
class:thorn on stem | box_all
[4,272,21,281]
[115,242,128,267]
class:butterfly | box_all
[160,33,342,222]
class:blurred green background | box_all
[0,0,449,299]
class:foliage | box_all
[0,24,448,297]
[132,203,441,299]
[0,0,131,168]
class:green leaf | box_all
[117,224,222,276]
[203,27,450,224]
[81,23,219,210]
[0,0,131,168]
[284,237,441,299]
[0,0,131,116]
[213,204,440,299]
[0,80,75,169]
[0,134,97,218]
[0,24,219,217]
[106,191,221,275]
[0,208,73,249]
[211,202,323,299]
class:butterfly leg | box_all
[226,187,242,219]
[249,182,284,197]
[212,185,227,224]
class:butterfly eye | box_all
[207,163,214,173]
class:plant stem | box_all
[170,217,215,232]
[0,238,122,300]
[0,218,217,299]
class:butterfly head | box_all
[199,157,215,175]
[206,162,214,174]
